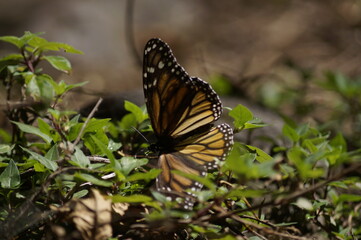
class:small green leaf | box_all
[38,118,61,142]
[0,144,14,154]
[43,55,71,73]
[246,145,273,162]
[37,74,55,104]
[71,146,90,168]
[26,74,41,99]
[0,159,20,188]
[336,194,361,204]
[45,144,59,161]
[111,194,153,203]
[74,173,113,187]
[229,104,253,130]
[12,121,52,144]
[119,157,148,176]
[21,147,58,171]
[0,53,23,62]
[127,168,161,182]
[0,129,12,143]
[226,188,266,198]
[27,35,48,49]
[41,42,83,54]
[73,189,89,199]
[287,147,324,179]
[89,134,114,162]
[108,140,122,152]
[124,101,147,124]
[119,113,137,130]
[0,36,23,48]
[34,162,46,172]
[330,133,347,153]
[282,124,300,143]
[84,119,111,133]
[64,81,88,92]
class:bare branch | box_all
[73,98,103,146]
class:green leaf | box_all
[225,142,255,173]
[287,147,324,179]
[226,188,267,198]
[12,121,52,144]
[243,120,267,130]
[21,146,58,171]
[0,129,12,143]
[37,118,61,142]
[229,104,253,130]
[119,157,148,176]
[71,146,90,167]
[124,101,147,124]
[330,133,347,153]
[41,42,83,54]
[0,53,23,62]
[282,124,300,143]
[0,160,20,188]
[43,55,71,73]
[73,189,89,199]
[25,73,41,99]
[36,74,55,104]
[108,140,122,152]
[34,162,46,172]
[111,194,153,203]
[224,142,275,179]
[0,144,14,154]
[336,194,361,204]
[246,145,273,162]
[90,135,115,163]
[64,81,88,91]
[0,36,23,48]
[118,113,137,130]
[74,173,113,187]
[45,144,59,161]
[127,168,161,182]
[27,34,48,49]
[85,118,111,133]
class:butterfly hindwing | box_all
[156,124,233,208]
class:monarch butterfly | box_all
[143,38,233,209]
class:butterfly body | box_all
[143,38,233,208]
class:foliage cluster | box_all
[0,32,360,240]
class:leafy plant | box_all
[0,32,360,240]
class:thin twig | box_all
[125,0,142,68]
[73,98,103,146]
[88,156,111,164]
[226,210,307,240]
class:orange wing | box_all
[156,124,233,209]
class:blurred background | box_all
[1,0,361,147]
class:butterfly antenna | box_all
[131,126,149,143]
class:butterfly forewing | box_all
[143,39,222,138]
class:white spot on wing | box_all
[158,61,164,69]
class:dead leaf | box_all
[56,189,112,240]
